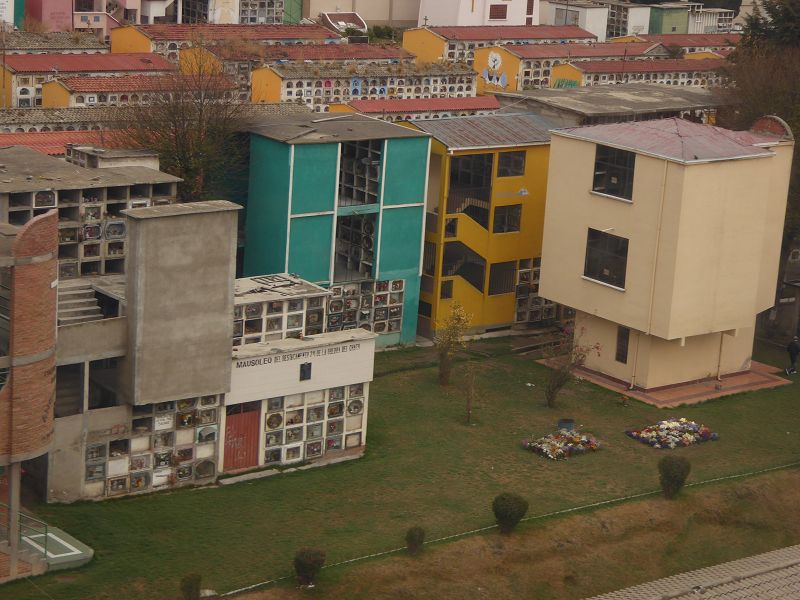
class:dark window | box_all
[527,0,535,12]
[300,362,312,381]
[418,300,432,318]
[593,145,635,200]
[498,151,526,177]
[616,326,630,363]
[423,241,436,276]
[489,4,508,19]
[488,261,516,295]
[440,280,453,299]
[584,228,629,288]
[493,204,522,233]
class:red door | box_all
[224,402,260,471]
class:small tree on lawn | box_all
[434,302,471,386]
[294,547,326,587]
[658,456,691,499]
[179,573,201,600]
[492,492,529,534]
[405,526,426,555]
[543,327,599,409]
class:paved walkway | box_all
[539,359,791,407]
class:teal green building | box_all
[244,114,431,347]
[648,4,690,34]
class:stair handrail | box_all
[0,501,48,558]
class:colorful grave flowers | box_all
[625,417,718,449]
[522,429,601,460]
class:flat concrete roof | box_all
[235,274,330,305]
[70,146,159,159]
[232,327,375,358]
[123,200,241,219]
[494,83,720,118]
[0,146,180,193]
[250,113,429,144]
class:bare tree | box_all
[433,302,471,386]
[112,38,250,202]
[543,327,600,408]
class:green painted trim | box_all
[382,137,430,206]
[337,204,381,217]
[292,144,338,215]
[288,214,334,283]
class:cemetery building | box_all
[412,113,561,336]
[244,113,430,346]
[610,32,740,53]
[539,117,794,390]
[329,96,500,122]
[549,57,725,88]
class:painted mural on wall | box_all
[482,51,509,90]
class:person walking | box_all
[787,336,800,375]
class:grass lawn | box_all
[5,347,800,600]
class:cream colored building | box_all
[539,117,794,390]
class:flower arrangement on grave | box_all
[625,418,718,449]
[521,429,601,460]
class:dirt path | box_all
[238,469,800,600]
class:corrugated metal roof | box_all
[58,74,236,93]
[555,118,777,163]
[507,42,662,59]
[427,25,596,41]
[2,52,175,74]
[135,23,340,41]
[0,131,104,155]
[212,42,412,62]
[250,113,428,144]
[570,57,725,74]
[348,96,499,114]
[588,544,800,599]
[413,113,555,150]
[639,33,741,47]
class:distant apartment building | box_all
[110,23,342,62]
[0,52,176,108]
[402,25,596,65]
[244,113,430,347]
[418,0,539,27]
[180,41,414,101]
[330,96,500,121]
[596,0,650,38]
[412,113,560,336]
[539,0,610,42]
[688,6,734,33]
[472,41,669,92]
[550,57,725,88]
[250,62,477,111]
[539,117,794,390]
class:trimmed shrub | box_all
[179,573,201,600]
[658,455,691,499]
[492,492,529,533]
[294,547,326,586]
[405,526,426,555]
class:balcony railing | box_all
[446,186,490,229]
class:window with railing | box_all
[593,144,635,200]
[488,261,516,295]
[493,204,522,233]
[584,228,629,289]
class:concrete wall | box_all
[627,5,649,35]
[419,0,534,27]
[120,201,240,405]
[539,1,608,41]
[56,318,127,366]
[304,0,420,27]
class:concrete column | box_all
[7,461,21,578]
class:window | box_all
[498,151,525,177]
[440,280,453,299]
[493,204,521,233]
[584,228,629,288]
[418,300,432,318]
[299,362,312,381]
[423,241,436,276]
[593,145,635,200]
[488,261,516,295]
[489,4,508,19]
[615,326,630,363]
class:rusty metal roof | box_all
[554,118,779,163]
[413,113,556,150]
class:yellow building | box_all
[539,116,794,390]
[410,114,558,336]
[550,58,724,88]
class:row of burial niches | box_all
[338,140,383,207]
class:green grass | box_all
[5,348,800,600]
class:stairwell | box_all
[57,282,103,326]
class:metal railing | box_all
[446,186,490,229]
[0,501,49,558]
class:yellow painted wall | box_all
[110,26,153,54]
[251,67,283,103]
[41,81,71,108]
[684,50,723,59]
[424,143,551,332]
[473,46,521,94]
[550,64,584,88]
[608,35,645,43]
[402,28,447,64]
[1,66,12,108]
[328,103,357,113]
[179,46,223,75]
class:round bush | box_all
[658,455,691,499]
[179,573,201,600]
[405,526,426,555]
[294,547,326,586]
[492,492,529,534]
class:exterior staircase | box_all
[57,282,103,326]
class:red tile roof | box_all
[0,131,105,156]
[347,96,500,114]
[212,42,413,62]
[428,25,596,41]
[639,33,741,47]
[57,74,236,93]
[570,58,726,74]
[1,53,176,74]
[506,42,662,59]
[135,23,341,41]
